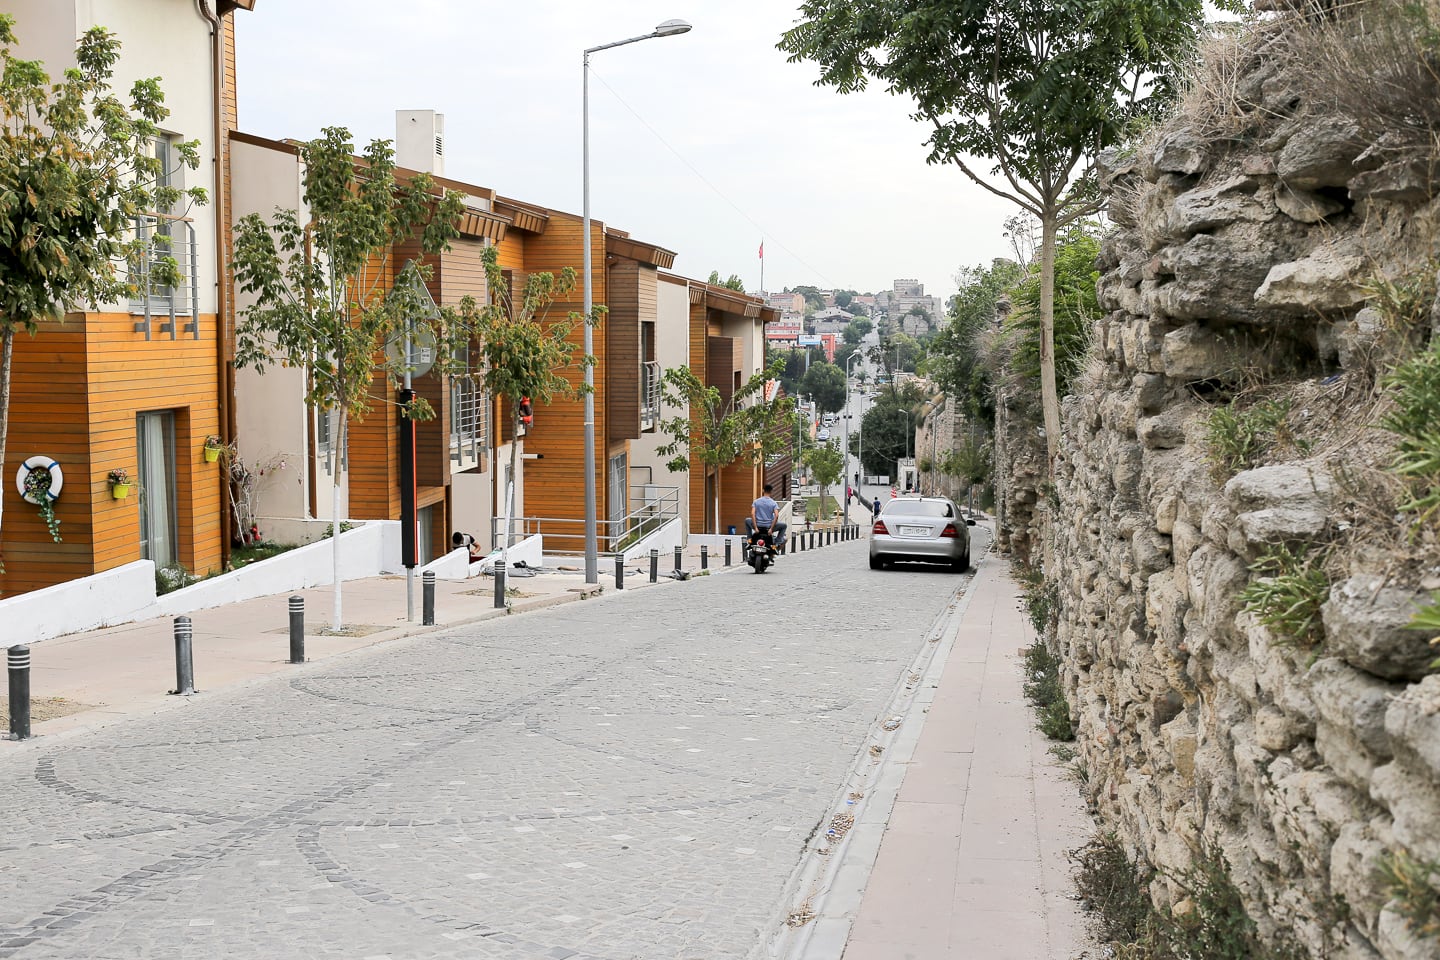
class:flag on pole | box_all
[758,240,764,260]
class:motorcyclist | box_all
[749,484,782,556]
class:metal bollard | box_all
[422,570,436,626]
[650,548,659,583]
[8,645,31,741]
[701,545,709,570]
[173,617,195,696]
[288,596,305,664]
[725,539,732,566]
[494,561,507,609]
[674,545,683,573]
[615,553,625,590]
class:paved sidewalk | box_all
[790,551,1095,960]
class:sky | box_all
[233,0,1020,303]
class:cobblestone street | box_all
[0,536,980,960]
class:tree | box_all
[1007,224,1102,399]
[855,404,913,480]
[800,361,846,413]
[928,256,1026,426]
[0,17,203,570]
[707,270,745,292]
[850,316,874,339]
[466,245,598,565]
[780,0,1234,462]
[657,359,796,535]
[804,443,842,517]
[834,291,853,309]
[231,127,464,629]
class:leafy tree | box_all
[780,0,1235,461]
[0,17,204,571]
[800,361,846,413]
[1007,224,1102,398]
[707,270,745,292]
[804,442,843,517]
[928,256,1026,426]
[789,284,826,311]
[465,244,598,564]
[657,358,796,534]
[850,316,874,339]
[834,291,853,308]
[231,127,464,629]
[766,345,806,398]
[855,403,914,480]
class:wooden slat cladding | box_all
[688,299,709,534]
[440,240,488,306]
[605,260,642,444]
[348,368,399,521]
[1,313,223,596]
[706,336,741,411]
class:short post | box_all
[725,539,733,566]
[674,544,683,573]
[826,529,832,546]
[494,561,507,609]
[615,553,625,590]
[173,617,195,696]
[288,595,305,664]
[701,544,709,570]
[422,570,436,626]
[8,645,31,741]
[649,548,659,583]
[796,531,804,552]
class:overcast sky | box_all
[235,1,1022,302]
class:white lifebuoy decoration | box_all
[16,456,63,505]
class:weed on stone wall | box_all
[1205,396,1298,480]
[1378,848,1440,941]
[1382,340,1440,523]
[1239,544,1331,648]
[1074,833,1305,960]
[1015,563,1073,740]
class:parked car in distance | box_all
[817,429,830,441]
[869,496,974,571]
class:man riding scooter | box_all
[746,484,786,558]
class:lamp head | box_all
[654,18,692,37]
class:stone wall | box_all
[1039,5,1440,958]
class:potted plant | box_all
[203,434,224,463]
[108,467,134,500]
[18,458,63,542]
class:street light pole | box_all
[844,352,860,525]
[582,18,692,583]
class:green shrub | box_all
[1239,544,1330,648]
[1378,848,1440,941]
[1022,638,1075,741]
[1404,590,1440,671]
[1206,397,1293,479]
[1383,343,1440,521]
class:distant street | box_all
[0,537,979,960]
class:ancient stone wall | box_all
[1040,5,1440,957]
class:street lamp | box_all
[582,18,692,583]
[843,352,860,524]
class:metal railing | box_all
[491,483,680,555]
[641,360,662,431]
[450,378,488,469]
[129,213,200,340]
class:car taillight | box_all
[940,524,959,538]
[872,520,887,535]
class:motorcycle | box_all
[744,531,775,574]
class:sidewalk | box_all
[796,551,1095,959]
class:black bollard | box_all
[615,553,625,590]
[422,570,436,625]
[674,545,683,574]
[288,595,305,664]
[725,539,732,566]
[172,617,195,696]
[650,548,659,583]
[494,561,507,609]
[8,645,31,741]
[701,545,709,570]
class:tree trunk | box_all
[713,466,722,536]
[503,405,519,568]
[331,410,344,631]
[1038,212,1062,464]
[0,326,12,567]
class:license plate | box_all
[898,525,929,537]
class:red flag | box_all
[758,240,764,260]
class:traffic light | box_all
[518,396,533,429]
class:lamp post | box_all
[582,18,692,583]
[843,352,860,524]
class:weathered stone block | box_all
[1172,176,1277,237]
[1275,184,1347,223]
[1322,575,1436,681]
[1276,118,1367,189]
[1255,253,1370,314]
[1384,674,1440,781]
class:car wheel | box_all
[868,555,882,570]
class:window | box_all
[129,135,199,338]
[450,342,489,470]
[608,452,628,536]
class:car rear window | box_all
[883,500,952,518]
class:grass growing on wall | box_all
[1239,544,1330,648]
[1015,564,1074,740]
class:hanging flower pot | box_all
[203,435,224,463]
[15,456,63,542]
[107,467,133,501]
[203,447,220,463]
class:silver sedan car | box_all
[868,496,974,571]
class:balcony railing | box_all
[128,213,200,340]
[491,484,681,555]
[641,360,662,432]
[450,377,489,470]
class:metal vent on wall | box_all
[435,136,444,157]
